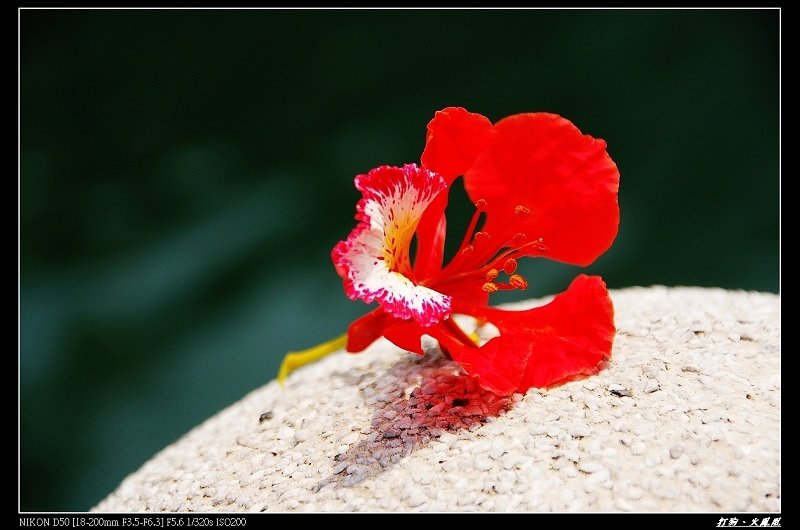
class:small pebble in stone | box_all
[501,453,524,470]
[682,365,701,373]
[644,379,660,393]
[277,426,295,441]
[579,461,604,474]
[488,439,507,460]
[494,480,514,494]
[562,466,578,478]
[569,425,591,438]
[630,441,647,455]
[294,430,309,443]
[615,498,634,511]
[669,444,684,459]
[644,365,661,378]
[259,411,274,422]
[645,452,663,467]
[609,384,631,397]
[406,493,426,508]
[413,471,433,485]
[342,432,359,445]
[474,454,493,472]
[583,469,612,492]
[345,464,364,475]
[584,396,600,410]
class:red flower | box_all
[327,107,618,395]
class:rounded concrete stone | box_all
[93,286,781,512]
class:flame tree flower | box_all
[279,107,619,395]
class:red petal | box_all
[454,275,615,393]
[464,113,620,267]
[346,308,390,352]
[412,192,448,280]
[442,279,490,312]
[421,107,494,182]
[444,335,528,396]
[348,308,431,355]
[383,319,430,355]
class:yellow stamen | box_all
[482,282,499,293]
[277,333,347,386]
[474,231,491,243]
[510,274,528,290]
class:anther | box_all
[515,205,531,215]
[473,231,491,244]
[485,268,499,281]
[482,282,499,293]
[509,274,528,290]
[475,199,488,210]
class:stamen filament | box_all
[430,202,489,283]
[433,238,547,291]
[454,202,487,257]
[485,238,547,272]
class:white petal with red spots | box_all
[332,164,451,327]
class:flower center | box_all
[382,212,417,277]
[431,199,548,294]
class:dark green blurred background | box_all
[20,9,778,511]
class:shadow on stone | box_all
[313,349,515,492]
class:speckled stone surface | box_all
[93,286,781,512]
